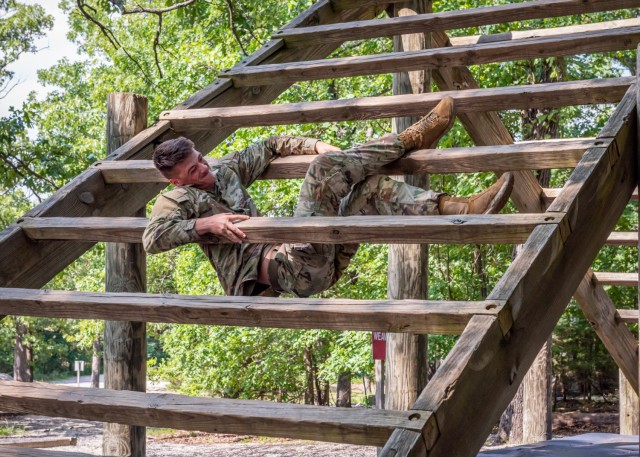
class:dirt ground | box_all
[0,409,620,457]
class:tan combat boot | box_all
[398,96,456,151]
[438,172,515,215]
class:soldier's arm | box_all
[227,136,320,187]
[143,191,214,254]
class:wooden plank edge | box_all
[0,381,430,447]
[0,288,505,334]
[16,213,560,245]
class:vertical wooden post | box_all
[632,41,640,438]
[103,93,148,457]
[619,372,639,434]
[385,0,431,412]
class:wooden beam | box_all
[275,1,638,46]
[382,85,638,457]
[594,272,638,286]
[543,188,638,205]
[221,26,640,86]
[617,309,639,324]
[161,79,630,131]
[450,18,640,46]
[0,448,100,457]
[0,1,387,290]
[97,138,596,183]
[17,214,560,245]
[0,438,77,449]
[0,381,430,447]
[0,288,503,335]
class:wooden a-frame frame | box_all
[0,1,638,456]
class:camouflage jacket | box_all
[143,136,319,296]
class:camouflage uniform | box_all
[143,135,442,297]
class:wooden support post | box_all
[619,371,639,435]
[103,93,148,457]
[385,0,430,413]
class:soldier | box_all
[143,97,513,297]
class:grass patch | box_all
[146,428,175,436]
[0,425,26,437]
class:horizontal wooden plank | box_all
[275,1,638,45]
[450,18,640,46]
[617,309,639,324]
[17,214,561,245]
[0,437,77,449]
[0,288,503,334]
[543,187,638,205]
[0,381,431,447]
[594,272,638,287]
[0,447,100,457]
[221,27,640,86]
[98,138,595,183]
[606,232,637,246]
[162,78,631,130]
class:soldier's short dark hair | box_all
[153,137,195,176]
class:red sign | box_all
[372,332,386,360]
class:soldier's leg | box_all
[340,173,515,217]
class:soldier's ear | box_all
[168,178,181,186]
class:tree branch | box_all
[224,0,248,56]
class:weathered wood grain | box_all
[594,272,638,286]
[0,288,503,334]
[222,27,640,86]
[574,271,640,395]
[17,214,560,245]
[0,438,77,449]
[97,138,596,183]
[0,381,430,447]
[451,18,640,46]
[389,84,638,457]
[617,309,639,324]
[276,1,638,45]
[0,448,101,457]
[162,78,631,130]
[543,188,638,205]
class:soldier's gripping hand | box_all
[315,141,341,154]
[195,213,250,243]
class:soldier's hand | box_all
[195,213,249,243]
[315,141,341,154]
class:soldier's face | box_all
[168,150,215,189]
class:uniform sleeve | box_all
[143,190,219,254]
[225,136,319,187]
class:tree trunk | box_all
[303,347,315,405]
[103,92,148,457]
[385,0,431,413]
[91,337,101,388]
[336,371,351,407]
[13,319,32,382]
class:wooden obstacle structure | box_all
[0,0,638,455]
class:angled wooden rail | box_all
[221,26,640,86]
[274,0,638,45]
[594,272,638,286]
[17,214,560,245]
[96,138,594,183]
[543,188,639,204]
[0,381,428,447]
[0,288,503,334]
[161,78,630,130]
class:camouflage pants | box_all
[273,134,443,297]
